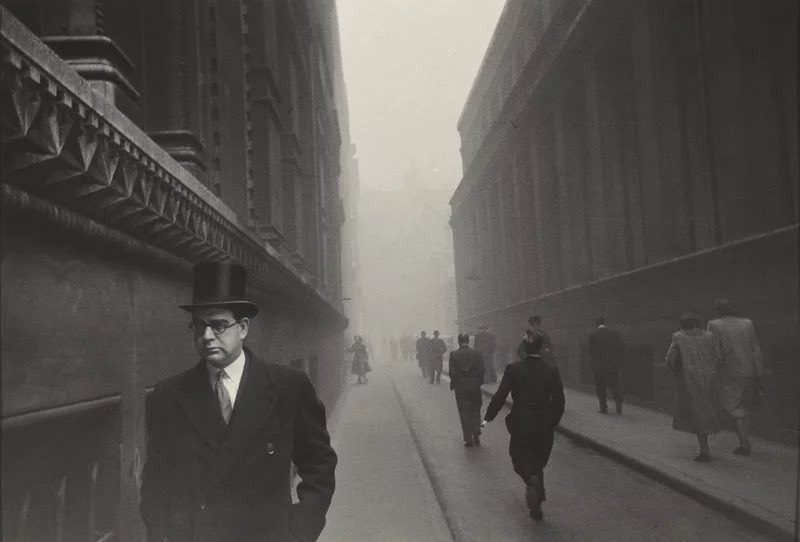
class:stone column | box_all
[142,0,208,183]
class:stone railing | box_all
[0,7,346,325]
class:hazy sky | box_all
[337,0,506,191]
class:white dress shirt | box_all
[207,349,246,408]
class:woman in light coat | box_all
[665,312,721,462]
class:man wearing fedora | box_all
[140,262,337,542]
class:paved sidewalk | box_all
[320,363,452,542]
[477,377,799,540]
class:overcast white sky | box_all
[337,0,506,191]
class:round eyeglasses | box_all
[189,319,241,335]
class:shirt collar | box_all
[207,348,246,382]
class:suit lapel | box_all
[199,349,280,496]
[174,362,228,449]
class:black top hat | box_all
[179,262,259,318]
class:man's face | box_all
[191,307,249,367]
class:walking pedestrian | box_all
[707,297,764,455]
[416,331,430,379]
[348,335,370,384]
[140,262,337,542]
[587,316,626,415]
[483,334,565,521]
[665,312,721,462]
[449,333,485,447]
[429,330,447,384]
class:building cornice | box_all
[0,7,347,326]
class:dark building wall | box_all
[451,0,798,442]
[1,1,350,539]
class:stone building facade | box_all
[0,1,355,539]
[451,0,798,441]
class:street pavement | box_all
[321,360,780,542]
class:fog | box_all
[337,0,505,355]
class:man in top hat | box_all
[140,262,337,542]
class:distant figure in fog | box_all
[483,334,565,521]
[449,333,485,447]
[707,298,764,455]
[348,335,370,384]
[474,324,497,383]
[429,330,447,384]
[588,316,626,415]
[665,312,721,462]
[390,336,398,362]
[416,331,430,379]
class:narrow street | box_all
[322,360,772,542]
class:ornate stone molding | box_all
[0,7,346,326]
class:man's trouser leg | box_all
[608,369,623,409]
[455,392,471,441]
[468,387,483,437]
[594,370,608,411]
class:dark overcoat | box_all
[140,348,337,542]
[448,346,485,392]
[485,356,565,438]
[588,327,626,372]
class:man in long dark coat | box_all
[429,330,448,384]
[140,262,337,542]
[588,316,627,414]
[449,333,486,446]
[416,331,430,379]
[483,334,565,520]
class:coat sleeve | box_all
[291,372,338,542]
[549,367,566,427]
[139,385,173,542]
[484,368,511,422]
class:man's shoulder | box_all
[153,363,199,393]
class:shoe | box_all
[732,446,751,456]
[529,508,543,521]
[473,435,480,446]
[464,440,474,448]
[694,453,711,462]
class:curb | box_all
[476,384,796,541]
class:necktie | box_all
[215,369,233,425]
